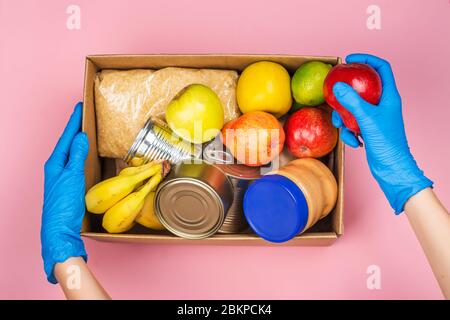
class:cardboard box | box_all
[81,54,344,246]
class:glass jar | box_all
[243,158,338,243]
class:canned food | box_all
[154,161,234,239]
[202,140,262,233]
[124,117,202,165]
[243,158,338,243]
[214,163,261,234]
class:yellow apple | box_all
[165,84,224,144]
[237,61,292,118]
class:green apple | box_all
[291,61,332,106]
[165,84,224,144]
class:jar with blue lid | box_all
[243,158,338,243]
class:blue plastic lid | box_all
[243,174,308,243]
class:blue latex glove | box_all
[331,54,433,214]
[41,102,89,283]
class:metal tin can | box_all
[124,117,202,165]
[202,140,263,234]
[154,161,234,239]
[214,163,261,234]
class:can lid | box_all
[124,118,154,164]
[243,174,308,243]
[155,178,225,239]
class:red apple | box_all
[221,111,284,166]
[323,63,382,134]
[284,107,337,158]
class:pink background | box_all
[1,0,449,299]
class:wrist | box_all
[372,157,433,214]
[42,234,87,284]
[54,256,87,282]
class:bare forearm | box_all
[405,188,450,299]
[54,257,111,300]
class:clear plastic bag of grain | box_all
[94,67,240,159]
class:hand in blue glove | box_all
[331,53,433,214]
[42,102,89,283]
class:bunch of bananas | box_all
[85,160,170,233]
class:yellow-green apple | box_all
[166,84,224,143]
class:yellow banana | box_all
[121,222,136,233]
[102,167,163,233]
[85,162,163,214]
[118,160,157,176]
[118,161,157,190]
[135,192,165,230]
[129,156,145,167]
